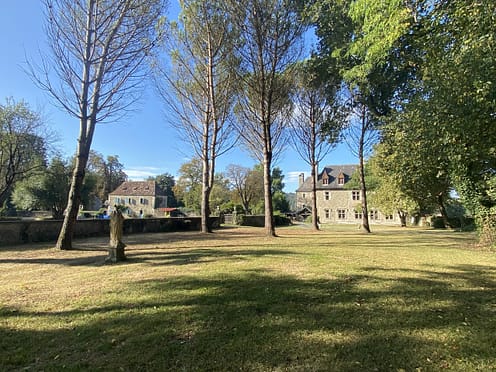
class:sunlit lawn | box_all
[1,224,495,371]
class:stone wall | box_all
[0,217,220,247]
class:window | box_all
[302,193,306,199]
[325,209,330,219]
[369,210,378,220]
[385,214,394,220]
[338,209,346,219]
[354,210,362,219]
[325,191,330,200]
[338,176,345,185]
[323,178,329,185]
[140,198,148,205]
[352,191,360,200]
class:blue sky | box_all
[0,1,356,193]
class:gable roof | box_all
[296,165,357,192]
[109,181,165,197]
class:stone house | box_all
[295,165,399,225]
[108,181,168,217]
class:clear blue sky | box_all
[0,1,356,193]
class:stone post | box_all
[107,209,126,263]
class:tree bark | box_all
[263,148,276,237]
[311,162,319,230]
[56,132,91,250]
[398,210,407,227]
[359,107,371,233]
[437,193,451,228]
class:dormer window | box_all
[323,178,329,185]
[338,173,345,185]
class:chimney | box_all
[298,173,305,187]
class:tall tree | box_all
[174,158,203,213]
[289,60,343,230]
[30,0,165,249]
[0,98,49,211]
[147,173,177,207]
[87,151,128,203]
[12,157,72,219]
[230,0,305,236]
[310,0,410,233]
[156,0,237,232]
[226,164,259,214]
[341,87,381,233]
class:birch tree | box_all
[155,0,238,233]
[30,0,165,249]
[230,0,305,236]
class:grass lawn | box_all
[1,224,495,371]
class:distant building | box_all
[108,181,168,217]
[296,165,399,225]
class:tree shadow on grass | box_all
[1,265,495,371]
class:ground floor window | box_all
[385,214,394,220]
[325,209,330,219]
[354,210,362,219]
[370,210,378,220]
[338,209,346,220]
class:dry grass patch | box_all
[1,225,495,371]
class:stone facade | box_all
[296,165,399,225]
[108,181,168,217]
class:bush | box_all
[274,214,291,226]
[431,216,476,230]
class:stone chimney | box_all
[298,173,305,187]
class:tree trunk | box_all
[201,175,212,233]
[398,210,407,227]
[359,153,371,233]
[56,145,89,250]
[311,162,319,230]
[437,193,451,228]
[263,150,276,237]
[359,110,371,233]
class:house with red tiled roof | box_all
[108,181,168,217]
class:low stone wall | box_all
[0,217,220,247]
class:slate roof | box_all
[296,165,358,192]
[109,181,165,197]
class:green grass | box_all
[1,225,495,371]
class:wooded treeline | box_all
[1,0,494,247]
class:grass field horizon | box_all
[1,224,495,371]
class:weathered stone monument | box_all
[107,209,126,263]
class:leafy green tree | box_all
[226,164,261,214]
[12,157,71,219]
[310,0,424,232]
[413,0,496,242]
[0,98,49,211]
[209,173,231,213]
[148,173,177,207]
[367,153,419,227]
[378,110,453,224]
[86,151,128,205]
[174,158,203,213]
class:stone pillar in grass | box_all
[107,209,126,263]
